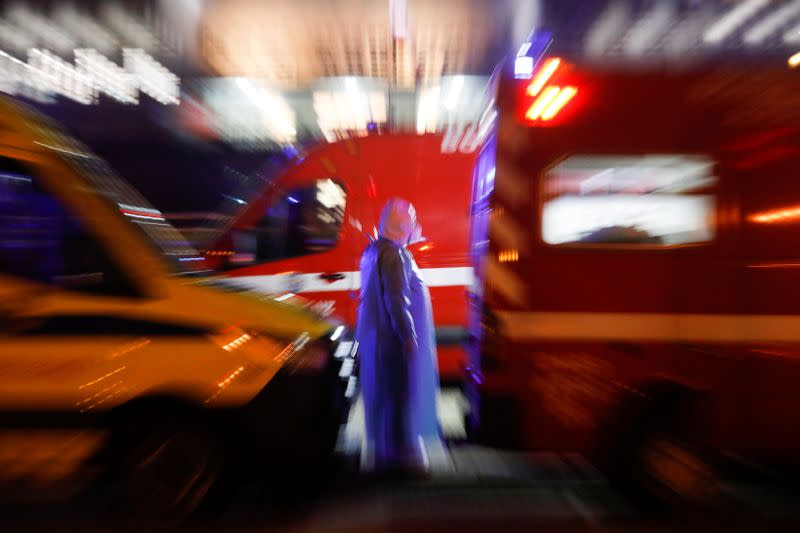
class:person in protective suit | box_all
[356,198,445,474]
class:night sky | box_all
[32,97,291,216]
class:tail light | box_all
[521,57,579,125]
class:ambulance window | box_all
[250,179,346,262]
[0,157,134,295]
[541,155,716,246]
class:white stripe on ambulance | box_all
[223,267,474,294]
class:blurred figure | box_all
[357,198,444,474]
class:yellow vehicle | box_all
[0,97,353,517]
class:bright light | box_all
[0,49,37,100]
[28,49,94,104]
[368,91,387,123]
[9,4,75,54]
[445,76,464,111]
[334,341,353,359]
[345,376,357,398]
[541,86,577,121]
[623,3,675,57]
[514,56,534,79]
[1,46,182,105]
[123,49,180,105]
[0,20,35,54]
[526,58,560,97]
[101,4,158,51]
[744,0,800,45]
[664,7,715,57]
[316,179,345,209]
[222,194,246,205]
[751,205,800,223]
[330,325,345,342]
[476,108,498,146]
[314,83,386,139]
[703,0,769,44]
[237,79,296,143]
[517,42,532,57]
[55,5,118,54]
[525,85,560,121]
[543,155,717,245]
[498,249,519,263]
[390,0,408,39]
[0,46,180,105]
[789,51,800,68]
[783,21,800,44]
[34,141,91,159]
[75,48,138,104]
[287,196,299,204]
[274,293,294,302]
[416,85,440,134]
[544,195,714,245]
[585,2,629,57]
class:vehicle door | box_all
[220,178,359,323]
[0,155,150,481]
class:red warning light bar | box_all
[525,86,561,121]
[526,58,561,98]
[541,87,577,121]
[522,58,578,124]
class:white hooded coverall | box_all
[356,199,443,471]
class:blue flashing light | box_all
[514,28,553,79]
[287,196,299,204]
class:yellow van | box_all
[0,97,353,517]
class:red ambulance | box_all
[205,132,478,378]
[467,57,800,500]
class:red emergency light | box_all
[522,57,578,124]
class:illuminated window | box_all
[542,155,716,246]
[230,179,346,266]
[0,156,136,296]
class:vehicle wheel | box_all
[104,416,225,523]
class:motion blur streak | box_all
[750,205,800,223]
[2,0,800,529]
[703,0,769,44]
[744,0,800,45]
